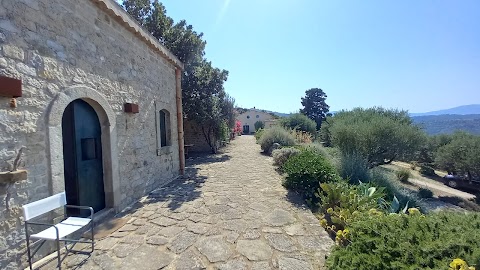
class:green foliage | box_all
[419,165,436,176]
[122,0,233,153]
[317,181,386,232]
[369,169,418,207]
[326,212,480,270]
[282,150,340,203]
[395,169,411,183]
[219,121,230,142]
[280,113,317,135]
[418,188,434,199]
[254,128,265,142]
[254,121,265,131]
[194,93,236,153]
[272,148,301,167]
[415,146,435,170]
[300,88,330,129]
[338,153,370,184]
[300,143,341,167]
[435,132,480,179]
[326,107,425,167]
[417,134,454,169]
[258,126,295,154]
[319,116,334,147]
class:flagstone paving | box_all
[44,135,333,269]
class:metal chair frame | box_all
[24,198,94,270]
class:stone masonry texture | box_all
[184,120,217,153]
[42,136,334,269]
[0,0,181,268]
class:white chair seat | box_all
[30,217,91,240]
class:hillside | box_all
[265,110,291,118]
[412,114,480,135]
[411,104,480,116]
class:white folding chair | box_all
[22,192,94,269]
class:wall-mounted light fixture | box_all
[124,103,139,113]
[0,76,22,98]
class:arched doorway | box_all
[62,99,106,213]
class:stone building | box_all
[0,0,185,268]
[237,108,277,134]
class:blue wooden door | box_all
[62,99,105,214]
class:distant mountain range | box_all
[264,110,291,118]
[412,114,480,135]
[410,104,480,117]
[410,104,480,135]
[269,104,480,118]
[265,104,480,136]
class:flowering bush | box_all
[234,120,242,135]
[450,258,475,270]
[254,128,265,142]
[292,130,313,144]
[317,180,386,243]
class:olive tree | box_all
[327,107,425,168]
[122,0,234,153]
[435,132,480,179]
[280,113,317,135]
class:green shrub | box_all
[326,212,480,270]
[254,120,265,131]
[369,169,418,208]
[272,147,301,167]
[317,181,386,233]
[297,143,341,169]
[395,169,411,183]
[280,113,317,135]
[282,149,340,203]
[257,126,295,153]
[327,107,425,168]
[219,121,230,142]
[418,187,434,199]
[254,128,265,142]
[419,165,436,176]
[339,153,370,184]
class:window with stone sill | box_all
[156,109,172,153]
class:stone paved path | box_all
[45,135,333,269]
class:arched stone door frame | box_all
[46,85,120,210]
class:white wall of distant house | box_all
[237,109,276,133]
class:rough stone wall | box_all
[184,120,213,153]
[0,0,180,268]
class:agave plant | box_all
[316,180,387,232]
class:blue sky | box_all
[149,1,479,113]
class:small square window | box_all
[81,138,97,160]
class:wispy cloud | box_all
[216,0,232,25]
